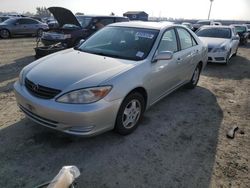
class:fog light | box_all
[69,125,94,133]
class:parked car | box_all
[213,22,222,26]
[14,22,207,136]
[193,20,215,31]
[231,24,249,45]
[0,17,49,38]
[181,22,194,30]
[0,16,11,23]
[196,25,239,64]
[246,24,250,38]
[41,7,129,47]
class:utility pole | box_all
[208,0,214,20]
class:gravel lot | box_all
[0,38,249,188]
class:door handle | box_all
[177,57,182,64]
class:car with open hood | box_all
[230,24,249,45]
[41,7,129,47]
[196,25,239,64]
[14,21,207,137]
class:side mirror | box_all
[74,39,85,49]
[152,51,173,63]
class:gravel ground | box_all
[0,38,249,188]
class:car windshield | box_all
[76,16,92,28]
[234,26,247,33]
[196,28,231,39]
[77,26,159,61]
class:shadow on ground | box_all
[0,56,34,93]
[202,55,250,80]
[0,86,223,188]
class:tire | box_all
[186,64,202,89]
[225,50,231,65]
[37,29,43,37]
[115,92,145,135]
[233,47,238,57]
[0,29,10,39]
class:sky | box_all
[0,0,250,20]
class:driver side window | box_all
[158,29,178,53]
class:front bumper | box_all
[14,81,122,136]
[207,51,228,63]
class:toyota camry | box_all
[14,22,207,136]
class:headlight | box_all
[56,86,112,104]
[212,46,227,53]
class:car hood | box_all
[48,7,81,28]
[198,37,230,48]
[26,49,134,91]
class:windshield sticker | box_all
[135,32,155,39]
[136,51,144,58]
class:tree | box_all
[35,7,51,18]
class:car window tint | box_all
[158,29,178,53]
[177,28,193,50]
[115,17,129,22]
[18,19,38,24]
[98,18,114,26]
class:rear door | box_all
[21,19,40,35]
[175,27,199,83]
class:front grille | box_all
[215,57,225,61]
[25,78,61,99]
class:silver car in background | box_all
[0,17,48,38]
[196,25,240,64]
[14,22,207,136]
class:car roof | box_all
[108,21,177,30]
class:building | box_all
[123,11,148,21]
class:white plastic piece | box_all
[47,166,80,188]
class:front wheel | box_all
[115,92,145,135]
[186,64,202,89]
[0,29,10,39]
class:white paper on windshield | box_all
[136,51,144,58]
[135,32,154,39]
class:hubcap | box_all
[122,99,141,129]
[192,67,200,84]
[1,30,9,38]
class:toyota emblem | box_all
[32,84,39,91]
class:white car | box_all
[196,26,240,64]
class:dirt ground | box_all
[0,38,249,188]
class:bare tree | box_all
[35,7,51,18]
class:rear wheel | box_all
[0,29,10,39]
[186,64,202,89]
[233,46,238,57]
[115,92,145,135]
[225,50,231,64]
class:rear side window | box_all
[177,28,193,50]
[18,19,38,24]
[158,29,178,53]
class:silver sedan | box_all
[14,22,208,136]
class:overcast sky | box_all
[0,0,249,20]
